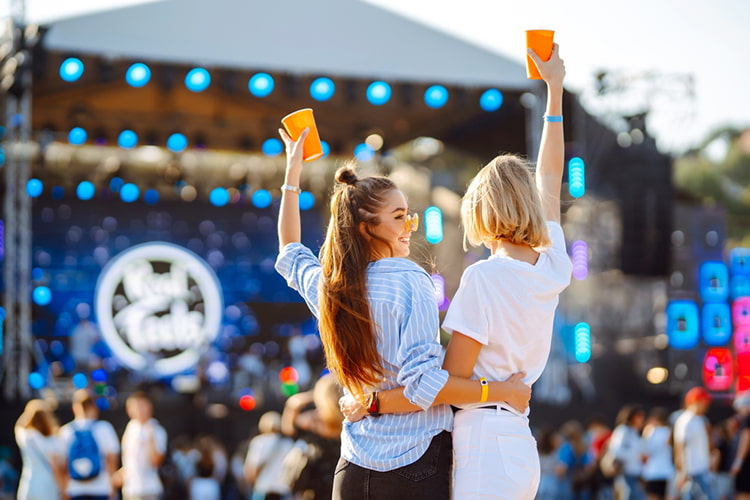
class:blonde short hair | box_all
[461,155,550,249]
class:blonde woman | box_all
[341,44,570,500]
[14,399,66,500]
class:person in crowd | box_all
[245,411,294,500]
[281,373,344,499]
[336,44,568,500]
[196,435,228,494]
[674,387,715,500]
[557,420,595,500]
[189,444,221,500]
[536,426,563,500]
[713,417,738,500]
[0,446,19,500]
[585,415,614,500]
[275,77,531,498]
[229,439,251,500]
[14,399,65,500]
[731,390,750,500]
[608,404,646,500]
[58,389,120,500]
[641,407,675,500]
[119,390,168,500]
[170,435,199,494]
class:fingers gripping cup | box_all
[281,108,324,162]
[525,30,555,79]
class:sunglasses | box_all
[404,213,419,233]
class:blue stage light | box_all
[28,372,45,390]
[68,127,87,145]
[424,206,444,244]
[109,177,124,192]
[320,141,330,158]
[667,300,700,349]
[732,275,750,300]
[699,261,729,303]
[354,143,374,161]
[367,81,392,105]
[144,189,159,205]
[574,322,592,363]
[248,73,274,97]
[52,186,64,200]
[262,138,283,156]
[252,189,272,209]
[31,268,43,281]
[480,89,504,111]
[120,183,140,203]
[730,248,750,276]
[33,286,52,306]
[60,57,84,82]
[118,130,138,149]
[702,302,731,346]
[72,372,88,389]
[185,67,210,92]
[310,77,335,101]
[210,187,230,207]
[96,398,110,411]
[91,369,107,383]
[299,192,315,211]
[568,157,585,198]
[424,85,448,109]
[167,133,188,152]
[126,62,151,87]
[0,148,5,166]
[76,181,95,200]
[26,178,43,198]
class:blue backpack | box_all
[68,422,102,481]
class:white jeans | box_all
[452,407,540,500]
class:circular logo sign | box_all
[95,242,223,376]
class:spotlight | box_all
[320,141,330,158]
[76,181,95,200]
[26,178,43,197]
[33,286,52,305]
[480,89,504,111]
[310,77,335,101]
[120,183,140,202]
[568,157,585,198]
[424,85,448,109]
[126,62,151,87]
[185,67,210,92]
[143,189,159,205]
[248,72,274,97]
[424,206,443,244]
[299,192,315,211]
[59,57,84,82]
[367,81,392,105]
[252,189,272,209]
[118,130,138,149]
[574,322,591,363]
[209,187,230,207]
[354,143,374,162]
[262,138,283,156]
[167,133,188,153]
[68,127,87,145]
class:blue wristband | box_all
[543,115,563,122]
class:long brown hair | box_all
[318,164,397,402]
[15,399,59,437]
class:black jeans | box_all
[332,430,452,500]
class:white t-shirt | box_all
[15,427,61,500]
[641,425,674,481]
[189,477,221,500]
[59,418,120,497]
[673,410,710,475]
[244,433,293,495]
[442,221,572,414]
[607,425,643,476]
[121,418,168,496]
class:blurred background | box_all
[1,0,749,482]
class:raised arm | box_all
[277,127,309,250]
[528,43,566,223]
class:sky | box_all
[3,0,749,155]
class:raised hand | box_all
[527,43,565,87]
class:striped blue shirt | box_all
[275,242,452,471]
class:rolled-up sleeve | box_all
[275,243,322,318]
[396,275,449,410]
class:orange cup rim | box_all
[281,108,314,123]
[525,29,555,35]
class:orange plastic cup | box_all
[525,30,555,80]
[281,108,324,162]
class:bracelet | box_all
[281,184,301,194]
[479,377,489,403]
[366,392,381,416]
[543,115,563,122]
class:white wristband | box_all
[281,184,301,194]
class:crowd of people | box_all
[12,373,345,500]
[534,389,750,500]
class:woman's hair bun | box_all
[335,165,358,186]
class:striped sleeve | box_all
[274,242,322,318]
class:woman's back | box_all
[15,427,60,500]
[443,221,572,401]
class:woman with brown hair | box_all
[275,125,530,498]
[14,399,66,500]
